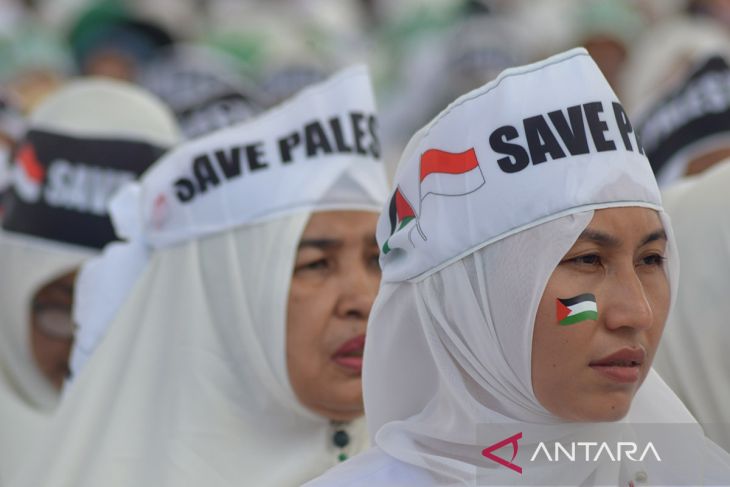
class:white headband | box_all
[70,65,388,379]
[114,64,385,248]
[379,48,661,283]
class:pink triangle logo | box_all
[481,432,523,474]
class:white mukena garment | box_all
[653,160,730,453]
[11,66,388,487]
[305,49,730,487]
[0,79,179,485]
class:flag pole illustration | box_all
[556,293,598,325]
[382,187,416,254]
[382,147,485,255]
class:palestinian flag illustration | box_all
[382,187,416,254]
[419,148,485,201]
[382,148,485,255]
[12,143,45,203]
[556,293,598,325]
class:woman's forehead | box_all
[299,211,378,244]
[581,207,665,245]
[590,207,662,225]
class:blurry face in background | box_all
[694,0,730,28]
[6,70,65,115]
[84,50,136,81]
[532,208,670,422]
[287,211,380,421]
[30,270,77,390]
[583,36,626,92]
[685,146,730,177]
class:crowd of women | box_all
[2,0,730,486]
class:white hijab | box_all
[306,49,730,486]
[362,211,728,485]
[0,232,90,484]
[654,159,730,453]
[12,214,372,487]
[0,235,89,411]
[0,78,178,484]
[12,66,387,487]
[307,214,730,486]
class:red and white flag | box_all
[419,148,485,201]
[12,143,45,203]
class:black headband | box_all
[2,129,166,249]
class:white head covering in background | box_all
[13,65,387,487]
[306,49,730,487]
[636,54,730,187]
[0,90,24,196]
[137,44,265,139]
[620,15,730,117]
[653,159,730,454]
[0,78,179,484]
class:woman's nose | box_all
[601,267,653,332]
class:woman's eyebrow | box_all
[576,228,667,248]
[576,229,620,247]
[640,229,667,246]
[298,238,342,250]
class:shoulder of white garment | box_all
[302,447,435,487]
[702,437,730,484]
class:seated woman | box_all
[305,49,730,486]
[11,66,388,487]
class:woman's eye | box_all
[640,254,666,267]
[570,254,601,266]
[302,259,329,271]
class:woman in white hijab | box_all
[653,159,730,454]
[0,79,178,483]
[306,49,730,486]
[11,66,387,487]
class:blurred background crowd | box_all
[3,0,730,188]
[3,0,730,483]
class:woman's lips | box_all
[590,365,641,383]
[332,334,365,373]
[589,347,645,384]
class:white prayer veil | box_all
[0,78,178,484]
[361,209,724,485]
[305,49,730,487]
[12,214,372,487]
[654,159,730,453]
[11,66,388,487]
[0,233,90,484]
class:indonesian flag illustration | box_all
[419,148,485,201]
[382,147,486,255]
[12,143,45,203]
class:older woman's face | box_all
[286,210,380,421]
[532,207,670,422]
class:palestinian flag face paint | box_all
[556,293,598,325]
